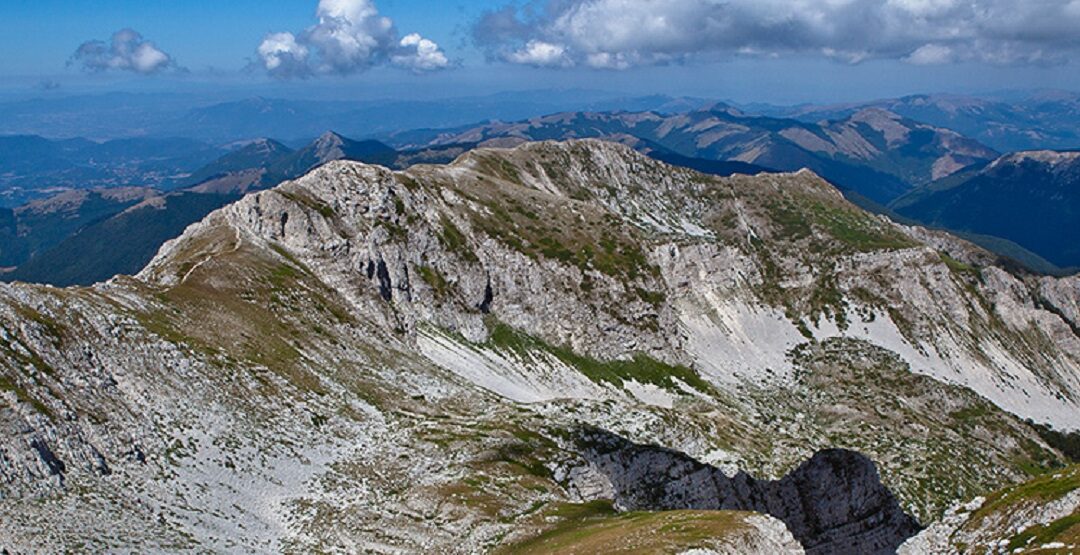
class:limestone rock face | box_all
[146,140,1080,430]
[569,429,920,555]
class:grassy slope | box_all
[498,501,771,555]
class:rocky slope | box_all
[899,464,1080,553]
[0,140,1077,552]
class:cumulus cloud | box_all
[258,32,312,77]
[474,0,1080,69]
[70,29,178,74]
[257,0,450,78]
[393,34,451,71]
[506,40,571,67]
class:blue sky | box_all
[3,0,1080,104]
[1,1,504,73]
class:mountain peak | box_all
[311,131,350,162]
[995,149,1080,168]
[699,101,742,116]
[849,107,904,123]
[242,137,289,154]
[315,130,346,146]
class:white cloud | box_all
[507,41,571,67]
[474,0,1080,69]
[71,29,178,75]
[905,43,955,65]
[393,33,450,72]
[258,0,449,78]
[257,32,310,75]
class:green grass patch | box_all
[0,375,53,419]
[969,465,1080,527]
[1007,513,1080,551]
[485,322,710,394]
[268,264,299,290]
[439,216,478,262]
[418,265,450,298]
[497,504,757,555]
[268,243,312,274]
[941,253,979,275]
[807,201,916,252]
[278,189,335,219]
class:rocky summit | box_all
[1,140,1078,553]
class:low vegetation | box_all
[499,503,763,555]
[485,321,711,394]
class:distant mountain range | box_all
[892,150,1080,269]
[0,132,408,286]
[0,90,714,144]
[0,187,158,269]
[771,91,1080,153]
[4,89,1078,153]
[396,106,999,206]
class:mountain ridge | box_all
[893,148,1080,269]
[776,92,1080,152]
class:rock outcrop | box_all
[566,429,920,554]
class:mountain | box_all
[893,150,1080,269]
[268,132,398,180]
[182,138,294,194]
[1,140,1078,552]
[0,133,770,288]
[781,92,1080,153]
[400,106,998,205]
